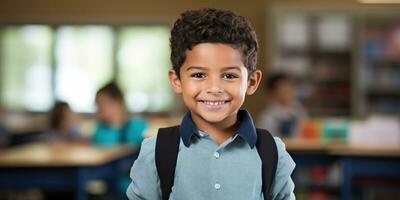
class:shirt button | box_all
[214,183,221,190]
[214,152,220,159]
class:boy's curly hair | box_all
[170,8,258,77]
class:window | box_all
[0,25,53,111]
[0,25,173,113]
[55,26,114,112]
[117,26,172,112]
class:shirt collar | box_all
[179,110,257,148]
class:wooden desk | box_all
[0,142,138,200]
[283,139,400,200]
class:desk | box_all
[284,139,400,200]
[0,142,138,200]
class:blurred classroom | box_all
[0,0,400,200]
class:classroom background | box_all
[0,0,399,200]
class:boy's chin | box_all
[196,111,234,124]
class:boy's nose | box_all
[205,76,223,94]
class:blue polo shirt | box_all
[127,110,296,200]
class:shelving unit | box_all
[272,12,353,117]
[270,6,400,199]
[360,16,400,115]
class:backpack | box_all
[155,126,278,200]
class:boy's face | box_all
[169,43,261,126]
[274,80,295,106]
[95,93,123,124]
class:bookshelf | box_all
[360,16,400,115]
[271,6,400,199]
[272,13,353,117]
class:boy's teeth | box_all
[203,101,225,106]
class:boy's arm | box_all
[271,137,296,200]
[126,136,162,200]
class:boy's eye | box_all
[190,73,206,79]
[223,73,239,79]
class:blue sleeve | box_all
[271,137,296,200]
[126,136,162,200]
[126,119,149,146]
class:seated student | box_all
[91,82,149,198]
[127,8,295,200]
[92,82,148,146]
[258,72,308,138]
[45,101,82,142]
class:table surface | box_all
[0,142,137,167]
[2,139,397,168]
[283,138,400,157]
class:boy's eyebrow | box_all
[186,66,242,71]
[222,66,242,71]
[186,66,207,71]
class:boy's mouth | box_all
[198,100,230,109]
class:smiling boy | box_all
[127,8,295,200]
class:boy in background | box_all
[92,82,148,146]
[92,82,148,198]
[258,73,308,138]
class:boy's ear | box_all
[246,69,262,95]
[168,69,182,93]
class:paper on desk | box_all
[349,116,400,148]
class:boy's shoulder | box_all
[136,128,180,164]
[139,134,158,155]
[140,125,180,150]
[255,126,287,150]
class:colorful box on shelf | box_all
[299,119,322,139]
[321,119,349,141]
[299,119,349,141]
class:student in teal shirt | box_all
[92,118,147,146]
[92,82,148,197]
[92,82,148,146]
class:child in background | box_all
[258,72,308,138]
[91,82,149,198]
[92,82,148,146]
[45,101,82,142]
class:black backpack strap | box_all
[155,126,180,200]
[256,128,278,200]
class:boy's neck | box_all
[190,111,240,145]
[110,112,127,128]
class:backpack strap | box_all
[155,126,180,200]
[256,128,278,200]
